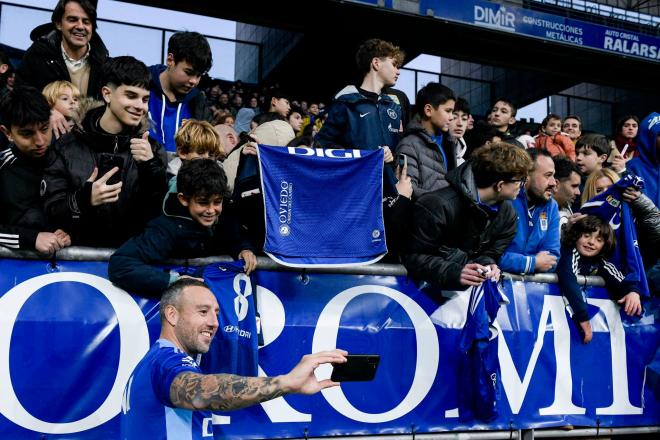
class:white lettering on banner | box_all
[287,146,362,159]
[312,285,439,423]
[474,5,515,32]
[591,299,642,415]
[0,273,149,434]
[497,294,586,415]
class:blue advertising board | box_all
[351,0,660,63]
[0,258,659,439]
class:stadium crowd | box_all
[2,1,660,435]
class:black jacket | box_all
[403,162,517,289]
[108,193,253,297]
[16,27,109,99]
[42,106,168,247]
[0,145,55,250]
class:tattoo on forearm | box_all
[170,372,287,411]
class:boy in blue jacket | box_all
[108,159,256,297]
[500,148,561,274]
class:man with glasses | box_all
[500,149,561,275]
[404,142,533,289]
[148,31,213,153]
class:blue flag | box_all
[579,173,650,297]
[457,279,508,422]
[201,261,259,376]
[258,145,387,267]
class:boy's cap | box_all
[252,120,295,146]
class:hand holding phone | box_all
[97,153,124,185]
[331,354,380,382]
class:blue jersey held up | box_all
[458,280,508,422]
[258,145,387,267]
[121,339,213,440]
[579,173,650,297]
[201,261,259,377]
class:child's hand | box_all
[618,292,642,316]
[239,249,257,274]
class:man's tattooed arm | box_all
[169,372,289,411]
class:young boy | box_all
[535,113,575,160]
[166,119,222,185]
[575,134,610,177]
[149,31,213,152]
[42,56,168,247]
[395,82,456,199]
[42,80,80,129]
[0,86,71,253]
[109,159,256,297]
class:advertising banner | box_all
[365,0,660,63]
[0,258,658,439]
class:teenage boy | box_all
[487,99,524,148]
[395,82,456,199]
[500,149,561,275]
[43,56,168,248]
[0,87,71,253]
[317,38,404,161]
[450,97,470,165]
[264,88,291,118]
[149,31,213,152]
[108,159,256,297]
[404,143,533,289]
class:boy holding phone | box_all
[395,82,456,199]
[43,56,168,247]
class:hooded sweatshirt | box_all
[627,112,660,207]
[148,64,211,152]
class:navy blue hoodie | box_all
[628,112,660,207]
[147,64,211,152]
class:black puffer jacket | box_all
[403,162,517,289]
[395,118,457,199]
[631,193,660,265]
[42,106,168,247]
[16,27,109,99]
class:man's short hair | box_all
[415,82,456,117]
[167,31,212,74]
[471,142,533,188]
[52,0,97,30]
[553,156,581,181]
[464,120,501,153]
[563,115,582,129]
[42,80,81,107]
[527,148,553,170]
[102,56,151,90]
[575,133,609,157]
[454,97,470,115]
[160,278,210,322]
[492,98,517,117]
[355,38,405,76]
[0,86,52,128]
[177,158,230,200]
[175,119,221,157]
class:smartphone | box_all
[397,153,407,169]
[97,153,124,185]
[238,132,255,147]
[330,354,380,382]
